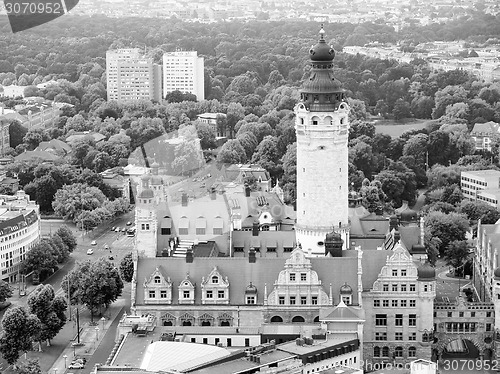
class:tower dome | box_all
[300,26,345,110]
[400,208,418,222]
[417,262,436,280]
[309,27,335,62]
[340,282,352,295]
[138,189,154,199]
[245,282,258,295]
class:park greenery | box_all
[119,253,134,283]
[21,226,76,281]
[62,257,124,323]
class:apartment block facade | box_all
[106,49,162,102]
[163,51,205,101]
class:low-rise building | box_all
[197,112,227,137]
[470,121,500,151]
[460,169,500,203]
[0,190,40,283]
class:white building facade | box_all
[0,191,40,283]
[163,51,205,101]
[294,28,350,256]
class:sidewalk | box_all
[48,298,127,374]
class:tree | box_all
[217,140,246,164]
[251,136,282,178]
[444,240,470,276]
[27,284,66,347]
[392,98,412,120]
[236,132,258,160]
[281,142,296,204]
[424,211,469,256]
[194,121,217,150]
[376,161,417,207]
[459,200,500,228]
[15,358,41,374]
[62,258,123,322]
[0,280,12,304]
[432,85,468,119]
[21,241,58,281]
[0,306,41,365]
[8,120,28,149]
[52,183,107,221]
[359,179,387,213]
[54,225,77,252]
[120,253,134,282]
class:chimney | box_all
[296,338,304,346]
[245,185,251,197]
[181,193,188,207]
[394,230,401,243]
[252,221,259,236]
[249,247,256,263]
[186,248,193,263]
[389,215,398,231]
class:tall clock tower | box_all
[295,27,350,256]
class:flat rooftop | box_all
[462,169,500,177]
[278,334,358,355]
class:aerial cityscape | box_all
[0,1,499,374]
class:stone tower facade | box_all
[295,27,350,256]
[135,174,158,258]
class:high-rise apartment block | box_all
[106,49,162,102]
[162,51,205,101]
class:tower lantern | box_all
[294,26,350,256]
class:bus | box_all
[127,226,136,237]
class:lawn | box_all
[374,118,437,138]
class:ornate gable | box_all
[201,266,230,305]
[371,242,418,292]
[178,273,195,305]
[143,266,172,304]
[267,247,330,306]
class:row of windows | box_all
[381,283,417,292]
[374,299,416,308]
[233,246,293,252]
[279,295,319,305]
[391,269,407,277]
[148,289,227,299]
[375,314,417,326]
[435,310,492,318]
[444,322,478,333]
[461,176,488,186]
[373,346,417,358]
[177,227,223,235]
[375,332,417,341]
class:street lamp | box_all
[95,326,100,341]
[54,368,57,374]
[101,317,106,331]
[63,354,68,368]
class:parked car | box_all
[121,227,127,232]
[68,362,85,369]
[91,240,97,246]
[126,221,132,226]
[104,244,109,250]
[110,227,116,231]
[115,227,120,232]
[109,255,114,260]
[86,248,94,255]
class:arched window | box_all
[270,316,283,323]
[382,346,389,357]
[313,316,320,323]
[154,276,161,284]
[373,346,380,357]
[408,347,416,357]
[220,320,230,326]
[212,276,219,284]
[201,320,211,326]
[182,321,192,326]
[395,346,403,357]
[163,320,172,326]
[292,316,305,323]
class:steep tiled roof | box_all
[135,253,360,305]
[471,121,500,136]
[14,150,60,162]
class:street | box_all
[0,210,135,374]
